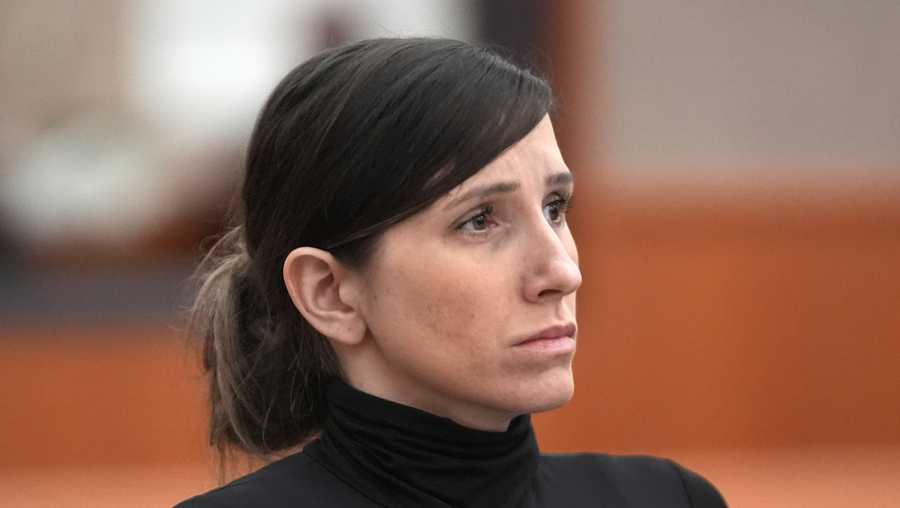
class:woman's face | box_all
[349,115,581,430]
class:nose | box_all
[522,222,582,303]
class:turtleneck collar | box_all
[303,379,539,508]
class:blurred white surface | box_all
[129,0,473,144]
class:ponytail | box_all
[187,224,340,462]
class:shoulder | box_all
[665,458,730,508]
[172,452,372,508]
[538,453,728,507]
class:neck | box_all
[304,379,540,508]
[345,371,515,432]
[336,341,517,432]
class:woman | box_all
[176,37,728,507]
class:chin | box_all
[508,367,575,415]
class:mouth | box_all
[513,323,577,353]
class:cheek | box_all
[367,246,516,369]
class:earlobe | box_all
[283,247,366,346]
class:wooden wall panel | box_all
[0,326,209,469]
[535,196,900,452]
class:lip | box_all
[513,323,577,351]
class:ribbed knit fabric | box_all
[174,380,729,508]
[304,380,538,508]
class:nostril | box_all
[537,288,562,299]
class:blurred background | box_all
[1,1,898,506]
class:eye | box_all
[543,194,572,225]
[457,204,497,234]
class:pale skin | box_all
[283,115,581,432]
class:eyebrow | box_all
[443,171,574,210]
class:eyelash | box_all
[456,193,573,235]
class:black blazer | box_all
[177,381,728,507]
[176,451,727,507]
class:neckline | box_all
[304,379,539,508]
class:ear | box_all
[283,247,367,346]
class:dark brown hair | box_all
[188,37,553,461]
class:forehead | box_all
[443,116,569,199]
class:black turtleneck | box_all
[305,380,538,508]
[175,380,728,508]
